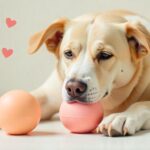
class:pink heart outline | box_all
[2,48,13,58]
[6,18,16,28]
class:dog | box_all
[28,10,150,136]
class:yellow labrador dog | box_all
[28,10,150,136]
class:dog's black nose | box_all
[65,79,87,98]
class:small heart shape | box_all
[6,18,16,28]
[2,48,13,58]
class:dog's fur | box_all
[28,10,150,136]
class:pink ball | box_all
[59,101,103,133]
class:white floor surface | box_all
[0,114,150,150]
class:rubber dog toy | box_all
[0,90,41,135]
[59,101,103,133]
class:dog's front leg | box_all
[97,101,150,136]
[30,69,63,120]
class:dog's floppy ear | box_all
[125,22,150,60]
[28,18,68,55]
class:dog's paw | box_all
[96,112,141,137]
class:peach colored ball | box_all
[0,90,41,135]
[59,101,103,133]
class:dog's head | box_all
[28,14,150,103]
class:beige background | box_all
[0,0,149,95]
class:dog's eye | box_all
[64,50,74,59]
[97,51,113,61]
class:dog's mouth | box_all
[65,90,109,104]
[66,95,88,104]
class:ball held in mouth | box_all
[59,100,103,133]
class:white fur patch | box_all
[62,51,106,102]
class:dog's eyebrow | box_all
[97,42,105,50]
[66,41,82,52]
[94,41,105,52]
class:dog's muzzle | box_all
[65,79,87,101]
